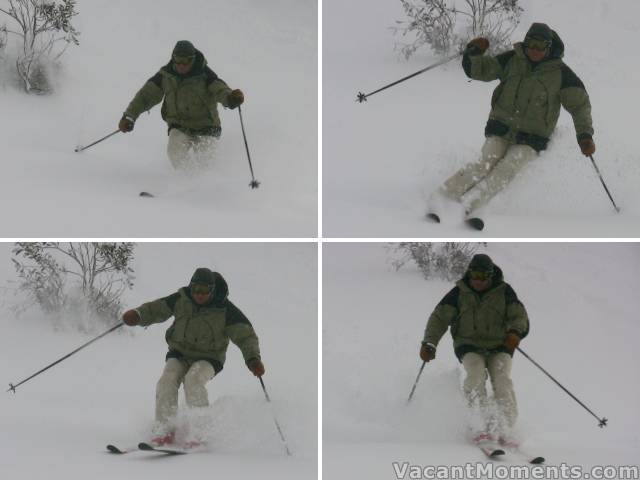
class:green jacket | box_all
[124,49,232,135]
[463,31,593,152]
[423,266,529,360]
[135,272,260,373]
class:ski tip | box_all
[138,442,154,451]
[139,191,154,198]
[530,457,545,464]
[425,212,441,223]
[465,217,485,231]
[106,444,124,454]
[490,449,506,457]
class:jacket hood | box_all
[163,49,208,78]
[461,264,505,292]
[516,27,564,61]
[182,270,229,307]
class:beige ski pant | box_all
[167,128,218,170]
[462,351,518,430]
[155,358,216,428]
[442,136,537,212]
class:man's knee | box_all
[488,354,514,391]
[462,353,488,383]
[505,144,537,165]
[481,136,509,160]
[157,359,185,392]
[183,360,215,390]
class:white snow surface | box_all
[0,0,317,238]
[0,243,317,479]
[323,243,640,478]
[323,0,640,237]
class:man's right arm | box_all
[124,72,165,121]
[130,291,179,327]
[462,38,514,82]
[423,286,459,347]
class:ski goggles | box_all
[173,54,195,65]
[468,270,492,281]
[190,283,213,295]
[524,37,551,51]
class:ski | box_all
[465,217,484,231]
[106,444,137,454]
[139,191,155,198]
[425,212,484,231]
[478,444,505,459]
[425,212,441,223]
[472,433,505,459]
[498,439,545,464]
[138,442,188,455]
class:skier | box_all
[122,267,264,447]
[433,23,595,216]
[117,40,245,169]
[419,254,529,444]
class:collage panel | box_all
[323,0,639,237]
[0,0,317,238]
[323,242,639,479]
[0,242,317,479]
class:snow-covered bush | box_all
[389,242,482,281]
[11,243,135,331]
[393,0,523,58]
[0,0,79,93]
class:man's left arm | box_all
[559,65,595,154]
[206,71,244,110]
[224,300,261,365]
[504,284,529,336]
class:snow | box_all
[323,243,640,478]
[0,0,317,237]
[0,243,317,479]
[323,0,640,237]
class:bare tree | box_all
[393,0,522,59]
[0,0,79,93]
[389,242,482,281]
[12,243,135,329]
[0,24,7,55]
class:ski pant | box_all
[155,358,216,430]
[167,128,218,170]
[441,136,537,212]
[461,351,518,431]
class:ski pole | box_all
[356,52,462,103]
[588,155,620,213]
[238,105,260,189]
[74,129,121,153]
[258,376,291,456]
[7,322,124,394]
[406,361,426,404]
[516,347,608,428]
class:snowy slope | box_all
[323,0,640,237]
[0,0,317,237]
[323,243,640,478]
[0,243,317,480]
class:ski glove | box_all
[247,357,265,377]
[227,89,244,109]
[118,115,135,133]
[504,331,521,353]
[122,309,140,326]
[420,342,436,362]
[465,37,489,56]
[578,137,596,156]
